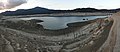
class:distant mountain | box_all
[0,7,119,16]
[73,8,98,12]
[1,7,54,16]
[73,8,118,12]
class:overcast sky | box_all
[0,0,120,13]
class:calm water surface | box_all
[20,16,107,30]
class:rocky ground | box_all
[0,16,113,52]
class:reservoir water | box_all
[20,16,107,30]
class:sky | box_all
[0,0,120,13]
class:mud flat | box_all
[0,16,113,52]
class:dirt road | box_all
[112,12,120,52]
[98,12,120,52]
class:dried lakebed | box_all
[0,17,113,52]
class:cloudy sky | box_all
[0,0,120,13]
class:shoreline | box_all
[3,12,113,18]
[0,18,97,36]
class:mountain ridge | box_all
[0,7,119,16]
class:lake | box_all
[20,16,107,30]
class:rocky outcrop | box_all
[1,34,14,52]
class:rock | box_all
[88,41,94,45]
[83,19,85,20]
[1,35,14,52]
[29,19,43,22]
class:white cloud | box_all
[0,0,27,10]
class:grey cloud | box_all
[0,2,4,10]
[0,0,27,10]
